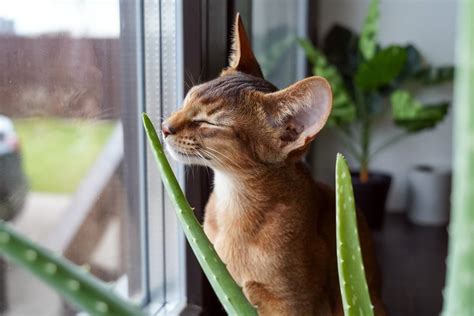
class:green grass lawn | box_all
[14,118,115,194]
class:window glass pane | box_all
[143,0,186,311]
[252,0,308,88]
[0,0,146,314]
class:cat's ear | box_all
[229,13,264,78]
[264,76,332,156]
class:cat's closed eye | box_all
[192,120,231,129]
[192,120,217,126]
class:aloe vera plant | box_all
[142,113,257,316]
[0,221,144,316]
[442,0,474,314]
[335,154,374,316]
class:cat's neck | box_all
[212,162,310,211]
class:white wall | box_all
[311,0,457,211]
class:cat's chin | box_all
[165,144,210,167]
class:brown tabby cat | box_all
[162,13,385,316]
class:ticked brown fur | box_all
[163,13,385,316]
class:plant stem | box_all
[355,87,371,182]
[369,132,409,160]
[333,127,362,161]
[360,120,371,182]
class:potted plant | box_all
[299,0,453,229]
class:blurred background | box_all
[0,0,456,315]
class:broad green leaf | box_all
[395,44,424,84]
[355,45,407,91]
[323,24,360,76]
[298,38,356,126]
[414,66,455,85]
[391,90,448,132]
[359,0,380,60]
[335,154,374,316]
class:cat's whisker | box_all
[204,147,248,172]
[199,149,226,168]
[202,148,241,171]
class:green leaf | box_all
[0,222,145,316]
[298,38,356,126]
[323,24,360,76]
[443,0,474,313]
[355,45,407,91]
[359,0,380,60]
[391,90,449,132]
[258,33,295,79]
[335,154,374,316]
[395,44,424,83]
[298,38,320,66]
[142,114,258,316]
[414,66,455,85]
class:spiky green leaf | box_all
[442,0,474,313]
[391,90,448,132]
[142,114,257,316]
[0,222,145,316]
[335,154,374,316]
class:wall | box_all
[311,0,457,211]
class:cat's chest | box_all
[212,223,276,286]
[210,172,276,285]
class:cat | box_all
[162,13,386,316]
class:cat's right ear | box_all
[229,13,264,78]
[264,76,333,158]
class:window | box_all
[1,1,312,315]
[0,0,185,315]
[252,0,308,88]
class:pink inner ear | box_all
[287,86,332,149]
[265,76,333,154]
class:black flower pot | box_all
[351,171,392,230]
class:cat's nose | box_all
[162,122,176,138]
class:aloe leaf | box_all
[359,0,379,61]
[298,38,356,126]
[390,90,448,132]
[335,154,374,316]
[142,113,257,316]
[0,221,144,316]
[442,0,474,314]
[355,45,407,91]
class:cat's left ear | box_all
[264,76,333,156]
[229,13,264,78]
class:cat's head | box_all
[162,13,332,173]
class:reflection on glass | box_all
[252,0,308,88]
[0,1,131,315]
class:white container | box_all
[407,165,451,226]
